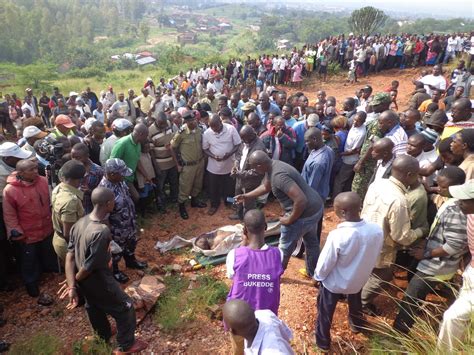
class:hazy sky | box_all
[317,0,473,18]
[265,0,473,18]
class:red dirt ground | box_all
[1,67,444,354]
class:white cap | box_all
[0,142,33,159]
[69,91,79,97]
[112,118,133,131]
[23,126,48,139]
[449,180,474,200]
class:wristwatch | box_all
[423,249,432,259]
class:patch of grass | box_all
[72,335,112,355]
[154,274,228,332]
[154,275,189,331]
[9,332,63,355]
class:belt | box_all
[182,157,203,166]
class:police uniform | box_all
[51,182,84,260]
[171,124,204,204]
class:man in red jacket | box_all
[3,159,57,297]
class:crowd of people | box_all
[0,31,473,353]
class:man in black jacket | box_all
[229,126,266,220]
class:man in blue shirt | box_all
[301,128,334,201]
[256,92,281,126]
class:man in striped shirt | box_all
[394,167,468,334]
[378,110,408,157]
[438,179,474,352]
[148,112,179,211]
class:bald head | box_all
[407,133,426,158]
[222,299,256,337]
[91,187,115,206]
[372,138,394,161]
[243,209,266,234]
[451,98,472,122]
[240,125,256,144]
[334,192,361,221]
[209,114,223,133]
[132,123,149,144]
[249,150,271,169]
[391,155,420,187]
[304,127,323,150]
[16,159,36,172]
[378,110,399,134]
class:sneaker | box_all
[298,268,311,279]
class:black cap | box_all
[182,111,195,120]
[60,160,86,180]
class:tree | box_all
[11,63,58,89]
[139,21,150,43]
[348,7,388,36]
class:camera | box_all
[37,136,64,163]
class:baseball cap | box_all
[22,126,48,139]
[104,158,133,177]
[0,142,33,159]
[55,114,76,128]
[69,91,79,97]
[449,180,474,200]
[242,102,256,111]
[112,118,133,131]
[307,113,320,127]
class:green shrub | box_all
[67,67,107,79]
[327,62,341,76]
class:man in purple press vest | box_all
[226,209,284,353]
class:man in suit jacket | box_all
[368,138,395,186]
[230,126,266,220]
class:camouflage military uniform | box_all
[351,118,383,200]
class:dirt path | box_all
[1,67,435,354]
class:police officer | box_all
[171,110,206,219]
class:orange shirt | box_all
[418,99,446,112]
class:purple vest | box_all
[227,246,283,315]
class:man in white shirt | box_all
[202,115,241,215]
[333,112,367,197]
[419,65,447,96]
[109,93,129,120]
[443,35,457,64]
[314,192,383,351]
[223,299,294,355]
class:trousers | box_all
[361,266,394,306]
[394,270,456,333]
[332,162,355,198]
[178,160,204,203]
[18,235,58,286]
[316,285,365,350]
[279,208,323,277]
[438,266,474,352]
[85,295,136,351]
[208,172,234,208]
[157,166,179,202]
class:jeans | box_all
[279,208,323,276]
[18,235,58,286]
[393,270,456,333]
[316,285,366,350]
[85,296,136,350]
